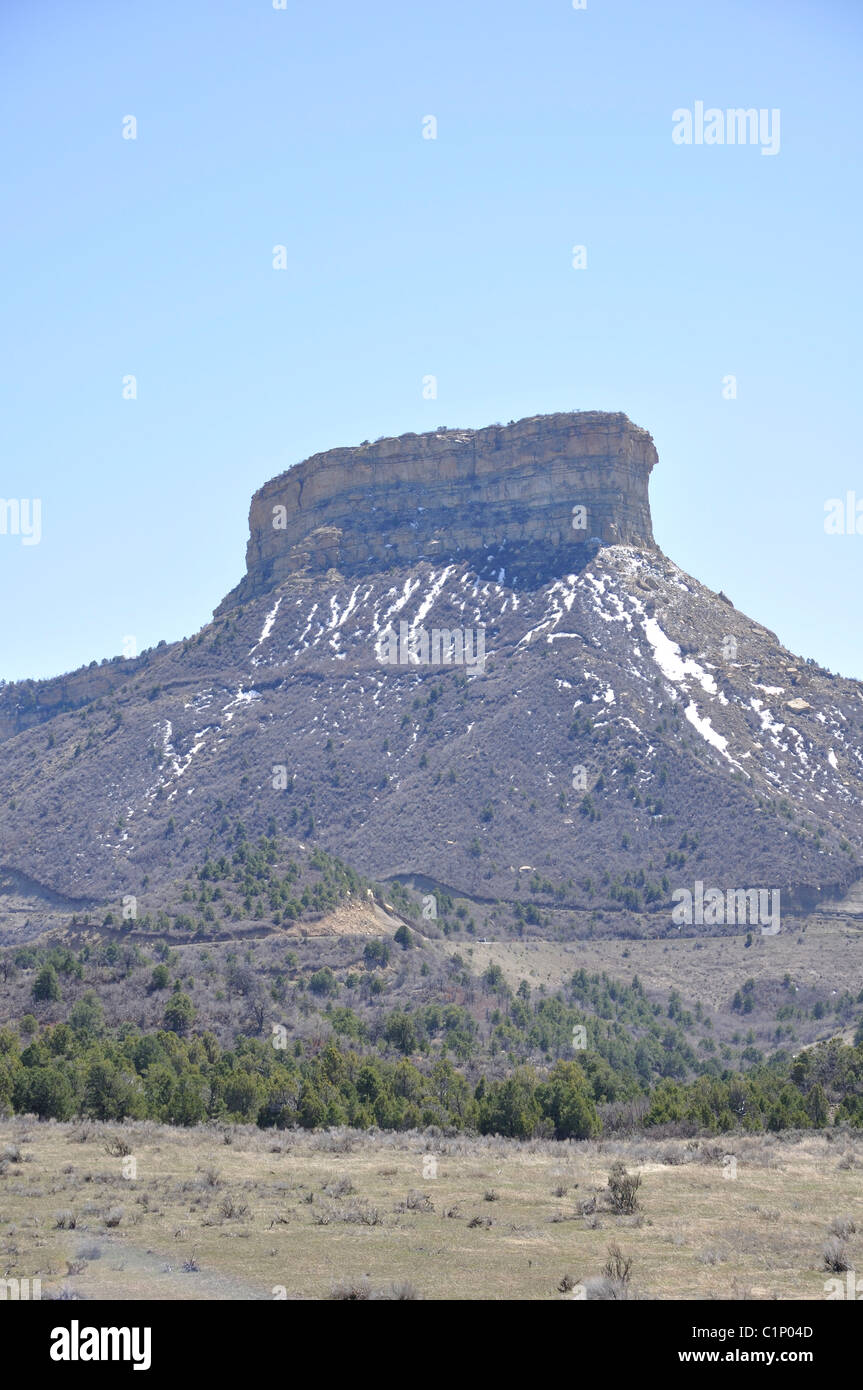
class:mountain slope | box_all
[1,413,861,934]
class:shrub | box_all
[322,1177,354,1199]
[823,1238,850,1273]
[584,1274,634,1301]
[578,1243,636,1299]
[371,1281,421,1300]
[328,1277,372,1301]
[103,1137,132,1158]
[219,1195,250,1220]
[403,1190,434,1213]
[603,1243,633,1284]
[308,968,337,997]
[607,1162,641,1215]
[829,1217,857,1241]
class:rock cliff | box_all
[218,411,657,611]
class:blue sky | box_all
[2,0,861,681]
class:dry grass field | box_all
[1,1118,861,1301]
[444,916,863,1039]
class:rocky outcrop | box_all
[0,654,153,742]
[218,412,657,611]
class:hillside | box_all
[1,412,861,941]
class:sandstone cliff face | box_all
[220,412,657,610]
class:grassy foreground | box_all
[1,1118,862,1300]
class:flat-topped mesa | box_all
[220,411,658,610]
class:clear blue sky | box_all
[2,0,861,682]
